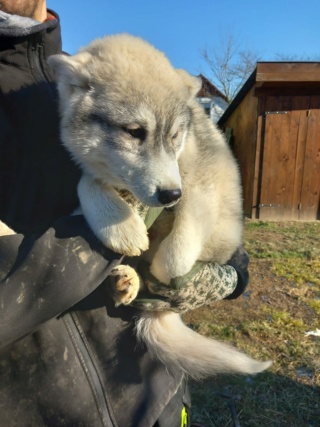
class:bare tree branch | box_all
[200,32,261,102]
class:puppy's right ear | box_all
[48,52,92,88]
[176,69,202,99]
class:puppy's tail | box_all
[135,311,272,380]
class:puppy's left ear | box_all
[176,69,202,98]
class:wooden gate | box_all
[257,95,320,220]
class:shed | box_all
[197,74,229,123]
[218,62,320,221]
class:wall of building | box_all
[219,87,259,217]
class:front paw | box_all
[108,265,143,306]
[99,215,149,256]
[78,176,149,256]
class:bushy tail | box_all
[135,311,272,380]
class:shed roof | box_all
[197,74,228,102]
[218,62,320,125]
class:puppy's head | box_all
[48,34,202,207]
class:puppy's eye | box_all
[172,130,179,139]
[122,127,146,141]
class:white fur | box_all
[0,221,15,236]
[48,34,272,378]
[78,175,149,256]
[136,312,272,379]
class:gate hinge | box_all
[265,111,288,115]
[254,204,281,208]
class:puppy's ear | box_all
[48,52,92,88]
[176,69,202,98]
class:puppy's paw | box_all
[109,265,143,306]
[100,215,149,257]
[78,176,149,256]
[0,221,15,236]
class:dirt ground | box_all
[182,221,320,426]
[184,220,320,349]
[184,259,316,326]
[185,259,300,334]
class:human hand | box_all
[130,260,238,313]
[225,245,250,300]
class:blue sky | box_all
[47,0,320,79]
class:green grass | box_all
[186,220,320,427]
[244,220,320,261]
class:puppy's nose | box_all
[157,188,182,205]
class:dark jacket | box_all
[0,11,189,427]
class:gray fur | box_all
[48,34,272,379]
[0,11,39,29]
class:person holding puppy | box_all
[0,1,249,426]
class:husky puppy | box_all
[48,34,272,379]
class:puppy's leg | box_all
[150,211,203,284]
[78,174,149,256]
[150,182,219,284]
[108,264,144,306]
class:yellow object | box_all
[180,406,188,427]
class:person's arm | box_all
[0,215,120,348]
[130,246,249,313]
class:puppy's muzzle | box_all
[157,188,182,206]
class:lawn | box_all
[183,220,320,427]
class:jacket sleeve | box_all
[0,215,120,348]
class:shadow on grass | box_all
[190,371,320,427]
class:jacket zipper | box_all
[28,35,54,87]
[64,312,116,427]
[29,36,44,81]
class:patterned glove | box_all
[130,259,238,313]
[126,207,249,313]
